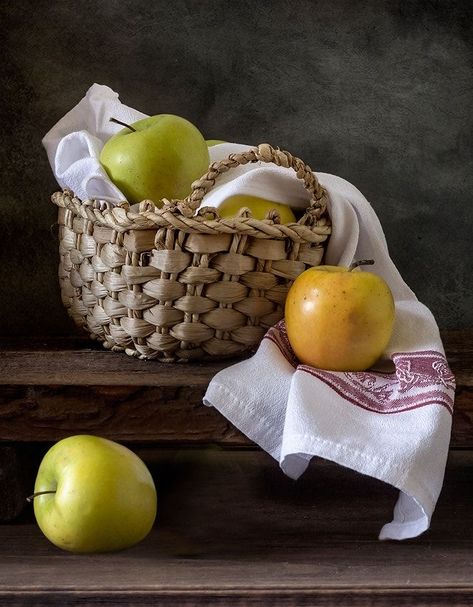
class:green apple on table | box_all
[29,435,157,553]
[217,194,297,223]
[285,260,395,371]
[100,115,210,205]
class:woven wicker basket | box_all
[52,144,331,361]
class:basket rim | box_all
[53,189,331,243]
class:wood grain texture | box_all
[0,449,472,606]
[0,385,242,444]
[1,330,471,387]
[0,341,231,387]
[0,447,24,521]
[0,331,471,447]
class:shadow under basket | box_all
[52,144,331,361]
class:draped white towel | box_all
[202,154,455,541]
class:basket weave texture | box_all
[52,144,331,361]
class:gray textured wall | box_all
[1,0,472,336]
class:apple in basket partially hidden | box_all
[206,139,227,147]
[218,194,297,223]
[285,260,395,372]
[100,115,210,205]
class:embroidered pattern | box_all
[264,321,455,415]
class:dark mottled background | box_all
[1,0,472,336]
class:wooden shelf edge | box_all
[0,587,472,607]
[0,331,472,447]
[0,329,472,387]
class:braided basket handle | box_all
[176,143,327,219]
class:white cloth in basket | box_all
[42,84,146,203]
[43,84,455,540]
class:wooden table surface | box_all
[0,332,472,605]
[0,449,472,606]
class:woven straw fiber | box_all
[52,144,331,361]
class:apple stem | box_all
[109,117,136,132]
[26,490,57,503]
[349,259,375,271]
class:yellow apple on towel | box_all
[218,194,297,223]
[100,115,210,206]
[285,260,395,371]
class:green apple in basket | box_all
[28,435,157,553]
[100,115,210,206]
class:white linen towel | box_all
[43,85,455,540]
[202,160,456,541]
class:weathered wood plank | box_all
[451,387,473,449]
[1,330,471,387]
[0,383,472,448]
[0,331,471,447]
[0,449,472,606]
[0,385,243,444]
[1,589,473,607]
[0,446,24,521]
[0,347,230,387]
